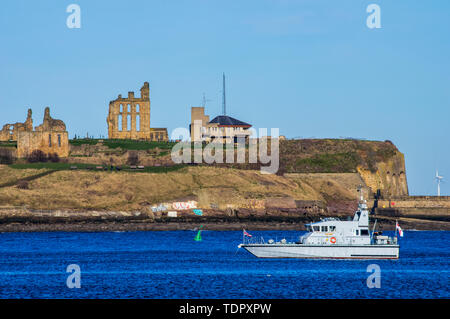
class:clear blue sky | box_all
[0,0,449,195]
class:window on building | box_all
[58,134,61,147]
[136,115,140,131]
[361,229,369,236]
[8,125,13,140]
[355,230,360,236]
[118,115,123,131]
[48,134,52,147]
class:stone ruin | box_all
[107,82,168,141]
[0,107,69,158]
[35,107,66,132]
[0,109,33,141]
[17,106,69,158]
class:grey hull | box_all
[241,244,399,259]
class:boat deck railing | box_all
[242,235,399,246]
[242,236,295,245]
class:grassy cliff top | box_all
[67,138,401,175]
[279,139,399,174]
[70,138,176,150]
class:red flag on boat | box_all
[396,221,404,237]
[243,229,252,237]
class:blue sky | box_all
[0,0,449,195]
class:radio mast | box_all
[222,73,226,116]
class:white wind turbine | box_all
[435,170,444,196]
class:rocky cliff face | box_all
[357,151,408,198]
[278,139,409,198]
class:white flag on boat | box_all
[396,221,404,237]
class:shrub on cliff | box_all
[16,180,29,190]
[48,153,60,163]
[0,148,14,164]
[127,151,139,166]
[27,150,47,163]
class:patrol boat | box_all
[239,191,399,259]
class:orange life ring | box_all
[330,237,337,244]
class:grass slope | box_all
[0,166,335,211]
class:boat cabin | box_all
[300,201,372,245]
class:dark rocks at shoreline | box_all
[0,207,448,232]
[0,217,448,232]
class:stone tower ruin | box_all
[107,82,168,141]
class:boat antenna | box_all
[357,185,364,202]
[371,219,377,243]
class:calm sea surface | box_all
[0,230,448,299]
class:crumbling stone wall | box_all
[35,107,66,132]
[149,128,169,141]
[0,109,33,141]
[107,82,168,141]
[17,107,69,158]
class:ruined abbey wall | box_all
[17,131,69,158]
[16,107,69,158]
[107,82,168,141]
[0,109,33,141]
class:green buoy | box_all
[194,225,203,241]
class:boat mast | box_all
[394,219,397,238]
[358,184,364,203]
[371,219,377,243]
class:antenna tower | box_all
[222,73,226,116]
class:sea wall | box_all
[0,203,448,232]
[375,196,450,222]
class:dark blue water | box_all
[0,230,448,299]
